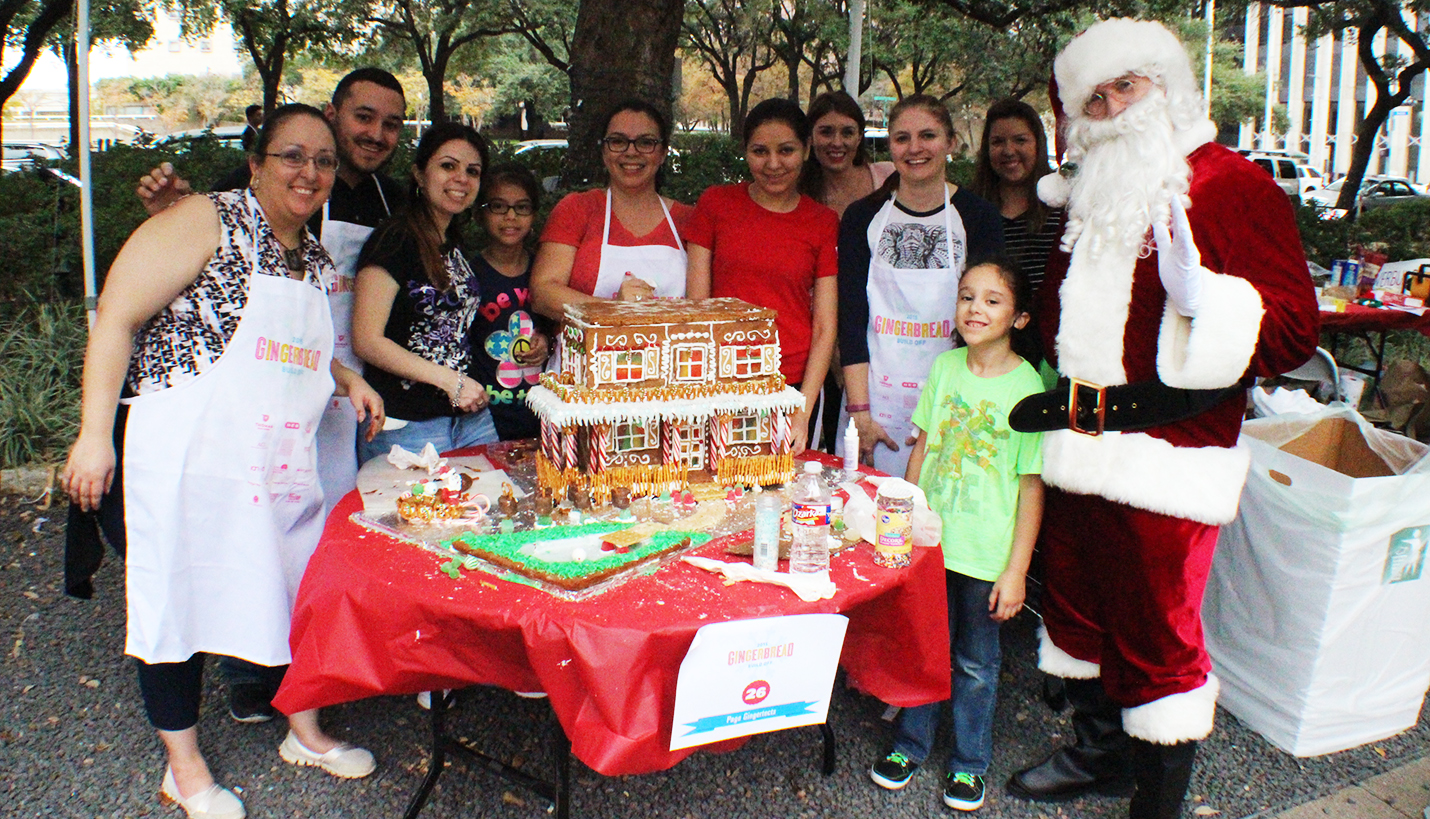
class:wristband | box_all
[845,403,870,413]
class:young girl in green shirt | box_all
[869,258,1045,812]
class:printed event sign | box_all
[670,613,848,751]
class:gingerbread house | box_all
[525,298,805,498]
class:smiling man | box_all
[1002,19,1318,819]
[129,67,407,725]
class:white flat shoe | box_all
[159,767,246,819]
[279,731,375,779]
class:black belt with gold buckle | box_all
[1009,378,1243,436]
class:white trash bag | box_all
[1204,404,1430,756]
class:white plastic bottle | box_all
[752,487,782,573]
[789,461,832,575]
[843,419,860,482]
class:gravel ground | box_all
[2,492,1426,819]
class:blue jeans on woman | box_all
[357,409,499,464]
[892,570,1002,775]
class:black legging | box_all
[137,654,289,731]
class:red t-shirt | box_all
[685,182,839,381]
[539,188,694,296]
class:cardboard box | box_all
[1277,417,1395,478]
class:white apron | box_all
[122,193,336,665]
[590,188,688,299]
[860,187,965,478]
[314,184,388,516]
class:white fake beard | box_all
[1060,91,1190,260]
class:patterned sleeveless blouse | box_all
[126,190,335,395]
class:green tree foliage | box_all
[869,0,1076,104]
[1,0,74,142]
[168,0,353,114]
[681,0,778,142]
[102,74,246,129]
[360,0,517,123]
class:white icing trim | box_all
[1038,626,1101,679]
[1041,429,1249,525]
[525,385,806,428]
[1122,674,1219,744]
[1173,120,1218,156]
[1156,271,1265,390]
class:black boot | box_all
[1006,677,1135,801]
[1128,738,1198,819]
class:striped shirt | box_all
[1002,207,1063,297]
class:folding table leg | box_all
[551,708,572,819]
[820,721,836,775]
[403,690,453,819]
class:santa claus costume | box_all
[1004,19,1320,819]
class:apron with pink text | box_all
[590,188,688,299]
[863,187,965,478]
[121,192,335,665]
[314,184,389,517]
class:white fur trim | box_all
[1038,626,1101,679]
[1122,674,1219,743]
[1038,172,1071,208]
[1055,19,1198,118]
[1042,429,1250,525]
[1173,120,1218,156]
[1156,272,1265,390]
[1053,240,1138,387]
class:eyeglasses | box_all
[264,149,340,172]
[482,200,535,216]
[601,135,663,154]
[1082,75,1151,118]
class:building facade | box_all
[1239,2,1428,185]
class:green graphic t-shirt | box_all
[911,347,1044,581]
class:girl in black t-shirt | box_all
[468,164,551,440]
[352,122,497,463]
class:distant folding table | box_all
[1319,305,1430,389]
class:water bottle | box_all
[752,487,782,573]
[790,461,832,575]
[842,419,860,482]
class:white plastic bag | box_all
[1204,405,1430,756]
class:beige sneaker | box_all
[159,767,246,819]
[278,731,376,779]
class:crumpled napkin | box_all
[1251,385,1323,418]
[843,477,942,548]
[682,556,837,601]
[387,442,444,473]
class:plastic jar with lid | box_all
[873,482,915,568]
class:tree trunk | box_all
[785,54,800,105]
[1336,98,1394,217]
[262,65,283,115]
[726,81,744,142]
[565,0,684,188]
[427,66,447,124]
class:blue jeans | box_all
[358,410,499,464]
[892,570,1002,775]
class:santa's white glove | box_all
[1152,197,1204,317]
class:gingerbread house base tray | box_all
[350,511,717,600]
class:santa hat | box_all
[1053,18,1200,122]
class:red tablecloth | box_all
[272,449,951,776]
[1320,304,1430,337]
